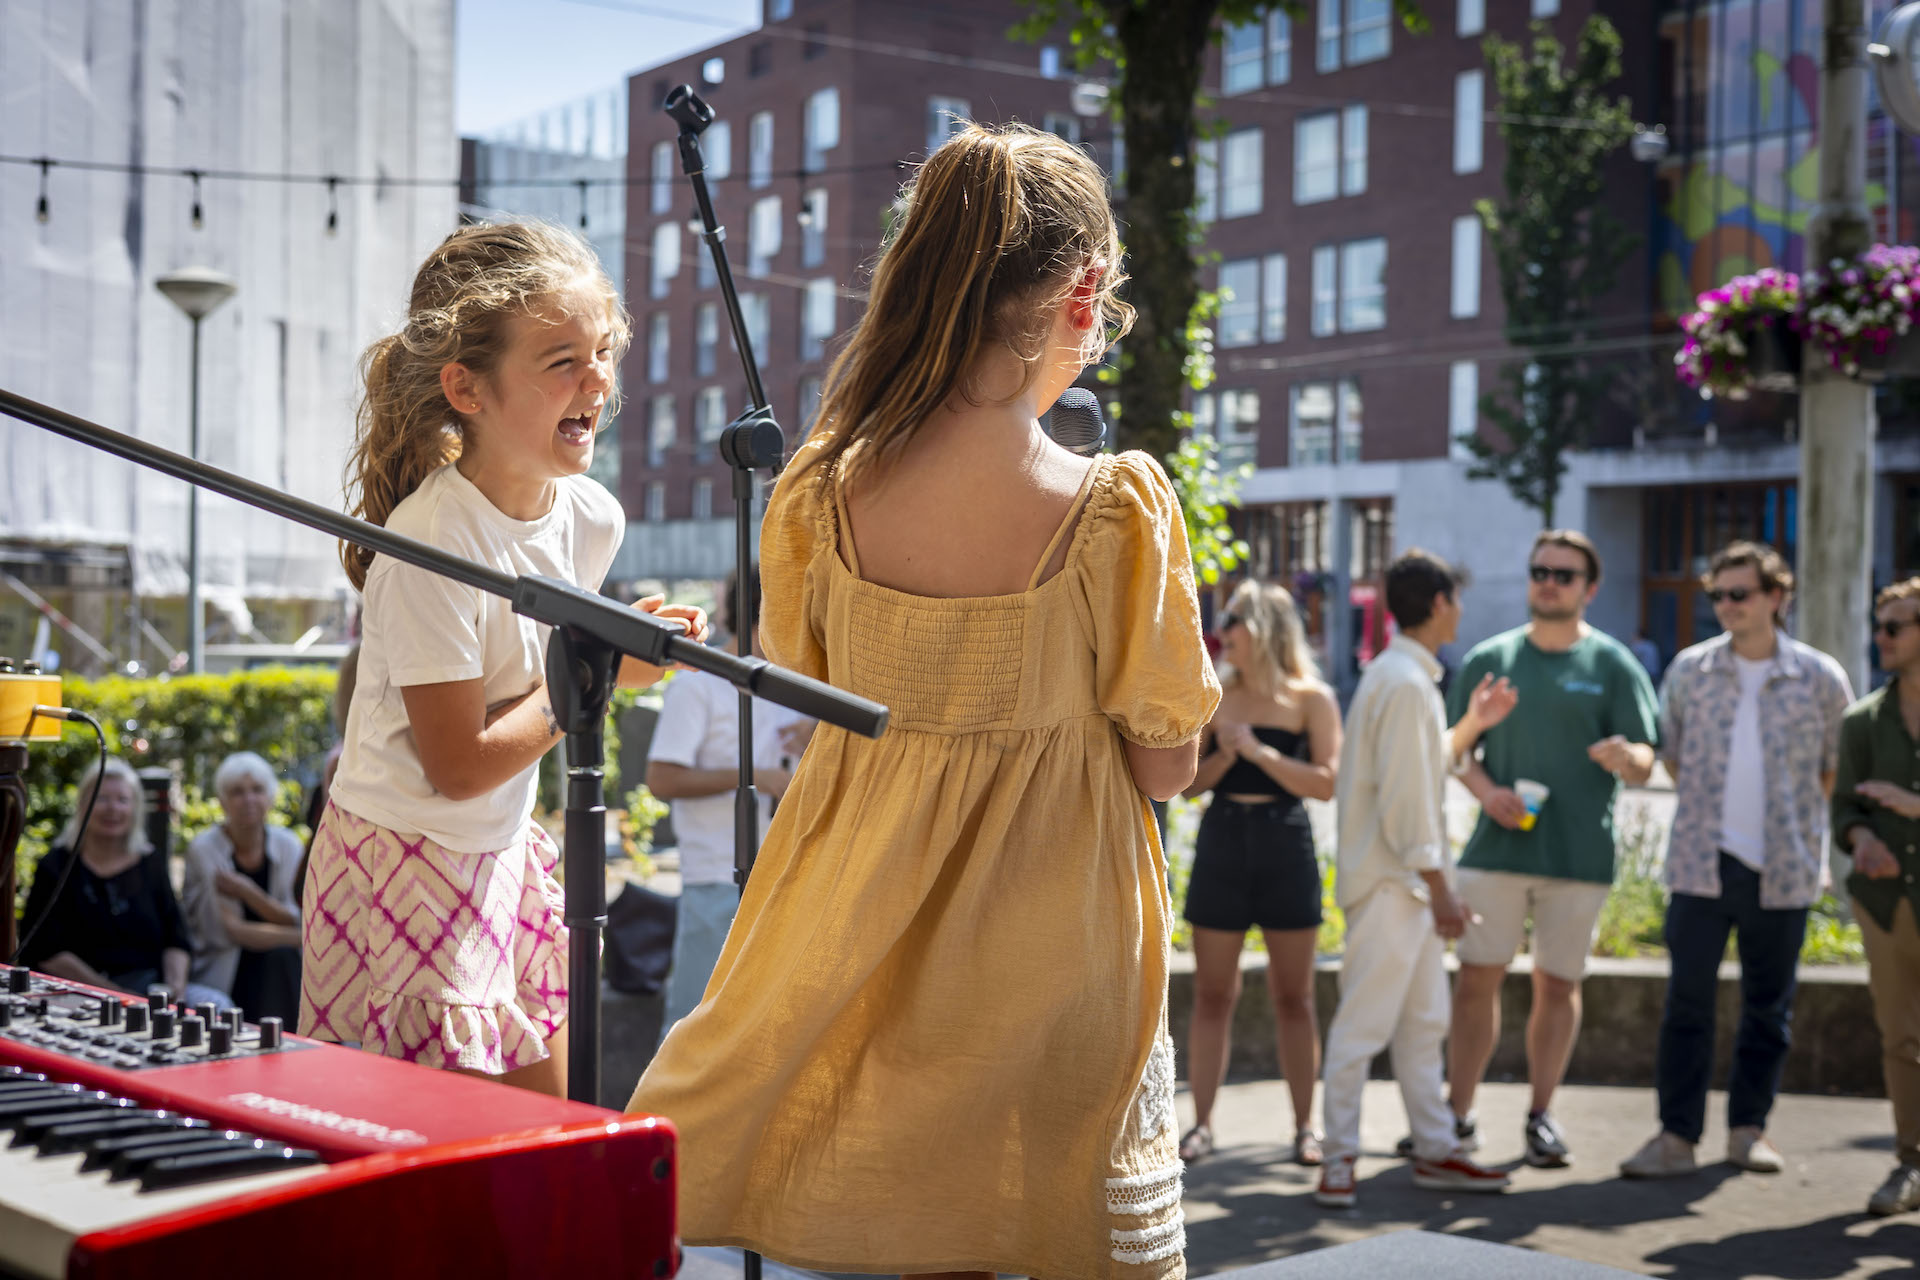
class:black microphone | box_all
[1045,387,1106,456]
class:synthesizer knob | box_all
[147,985,170,1012]
[6,966,30,994]
[177,1014,204,1048]
[196,1002,219,1028]
[0,1002,12,1028]
[124,1003,149,1034]
[258,1017,283,1050]
[98,996,120,1025]
[209,1021,233,1055]
[151,1008,175,1040]
[222,1007,243,1030]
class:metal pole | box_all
[1798,0,1876,692]
[186,314,204,676]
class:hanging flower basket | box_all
[1797,244,1920,380]
[1675,268,1801,400]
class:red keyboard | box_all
[0,967,677,1279]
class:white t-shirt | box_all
[648,669,809,886]
[1717,654,1771,870]
[329,464,624,853]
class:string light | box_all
[188,170,204,230]
[326,176,340,236]
[578,178,589,229]
[34,158,49,224]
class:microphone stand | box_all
[0,387,887,1112]
[664,84,787,1280]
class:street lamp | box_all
[155,266,236,676]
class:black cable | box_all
[11,708,109,967]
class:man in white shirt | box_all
[647,566,813,1038]
[1317,549,1516,1208]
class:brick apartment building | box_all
[610,0,1920,685]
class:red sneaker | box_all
[1315,1154,1358,1208]
[1412,1151,1510,1193]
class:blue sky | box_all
[456,0,760,136]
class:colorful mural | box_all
[1654,0,1912,316]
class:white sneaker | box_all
[1619,1131,1697,1179]
[1315,1154,1357,1208]
[1728,1126,1784,1173]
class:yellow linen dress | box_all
[629,443,1221,1278]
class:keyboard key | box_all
[108,1137,261,1183]
[139,1145,322,1192]
[34,1113,195,1156]
[81,1129,248,1174]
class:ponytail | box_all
[341,333,462,589]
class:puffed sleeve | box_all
[1075,452,1222,747]
[756,442,835,682]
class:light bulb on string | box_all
[35,158,50,224]
[326,176,340,236]
[188,171,204,230]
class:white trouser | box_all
[1321,881,1456,1165]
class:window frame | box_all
[1450,215,1481,319]
[1338,237,1387,333]
[1454,69,1484,174]
[1219,126,1265,218]
[1294,113,1339,205]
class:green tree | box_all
[1460,15,1637,526]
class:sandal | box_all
[1179,1124,1214,1163]
[1293,1129,1324,1166]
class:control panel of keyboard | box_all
[0,968,309,1071]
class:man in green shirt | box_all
[1437,530,1659,1170]
[1831,577,1920,1218]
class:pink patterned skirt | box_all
[298,801,568,1075]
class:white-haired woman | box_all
[1179,579,1343,1166]
[20,757,228,1005]
[182,751,303,1021]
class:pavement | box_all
[1180,1078,1917,1279]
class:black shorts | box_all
[1183,797,1323,933]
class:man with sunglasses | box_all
[1428,529,1660,1172]
[1621,541,1853,1179]
[1824,578,1920,1216]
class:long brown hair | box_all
[800,121,1133,484]
[1221,579,1319,691]
[340,221,630,588]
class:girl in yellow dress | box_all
[630,122,1220,1280]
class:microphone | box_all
[1045,388,1106,456]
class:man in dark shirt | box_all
[1832,577,1920,1218]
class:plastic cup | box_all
[1513,779,1550,831]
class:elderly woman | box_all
[20,757,228,1006]
[182,751,304,1023]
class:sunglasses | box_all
[1528,565,1584,586]
[1705,587,1754,605]
[1876,617,1920,639]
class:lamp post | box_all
[155,267,236,676]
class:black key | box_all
[0,1091,116,1123]
[36,1113,196,1156]
[0,1068,47,1083]
[139,1145,323,1192]
[0,1082,81,1099]
[81,1129,248,1173]
[10,1101,141,1145]
[109,1136,260,1183]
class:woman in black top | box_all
[1179,580,1343,1166]
[20,757,228,1006]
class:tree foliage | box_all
[1462,16,1637,526]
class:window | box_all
[804,87,840,173]
[1449,361,1480,460]
[1531,0,1560,16]
[749,112,774,188]
[647,395,675,467]
[1220,127,1264,217]
[1218,259,1261,347]
[1040,45,1061,78]
[1317,0,1341,72]
[1451,215,1481,318]
[748,42,772,77]
[1195,137,1220,222]
[1042,112,1083,145]
[645,481,665,523]
[647,313,670,383]
[696,303,718,377]
[1224,19,1266,94]
[651,141,674,215]
[1311,246,1338,336]
[1339,238,1386,332]
[1341,105,1368,195]
[801,188,828,268]
[705,120,732,181]
[695,387,726,462]
[1455,70,1484,174]
[802,278,837,361]
[650,222,680,299]
[798,374,823,437]
[1291,382,1334,466]
[927,96,970,155]
[1262,253,1287,342]
[1347,0,1391,64]
[1268,11,1293,85]
[696,245,717,289]
[737,293,770,363]
[1338,378,1363,462]
[768,0,792,19]
[749,196,782,276]
[1458,0,1485,37]
[693,478,714,521]
[1294,114,1338,204]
